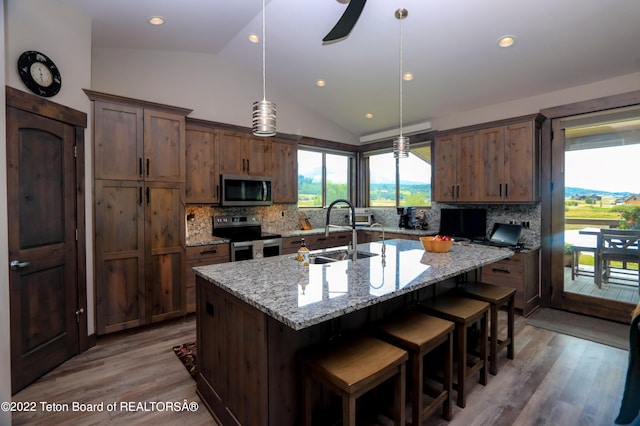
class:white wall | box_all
[2,3,12,423]
[4,0,94,336]
[430,72,640,131]
[91,47,359,144]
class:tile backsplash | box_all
[186,202,541,248]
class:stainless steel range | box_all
[212,215,282,261]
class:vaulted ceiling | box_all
[59,0,640,140]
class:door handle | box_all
[10,260,30,270]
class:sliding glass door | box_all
[551,106,640,321]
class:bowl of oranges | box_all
[420,235,453,253]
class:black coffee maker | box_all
[397,207,410,228]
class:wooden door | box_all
[185,127,219,203]
[144,110,185,182]
[94,180,145,334]
[93,101,143,181]
[218,130,246,175]
[433,134,458,202]
[504,120,537,202]
[475,126,504,202]
[7,107,79,393]
[146,182,185,323]
[271,138,297,203]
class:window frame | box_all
[297,147,356,208]
[362,140,432,208]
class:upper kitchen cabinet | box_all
[433,131,476,202]
[91,96,187,183]
[185,119,220,203]
[219,130,271,176]
[271,137,298,203]
[434,114,543,203]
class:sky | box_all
[565,144,640,193]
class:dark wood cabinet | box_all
[197,278,268,425]
[480,249,540,316]
[271,138,298,203]
[185,244,230,313]
[219,130,271,176]
[185,121,220,203]
[433,131,476,202]
[434,114,542,203]
[88,91,192,334]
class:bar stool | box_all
[421,294,489,408]
[300,335,408,426]
[456,282,516,375]
[378,311,455,425]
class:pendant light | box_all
[252,0,276,136]
[393,8,409,158]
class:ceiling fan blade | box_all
[323,0,367,44]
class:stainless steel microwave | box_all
[220,174,272,206]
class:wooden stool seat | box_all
[378,311,455,424]
[301,336,408,426]
[421,294,489,408]
[457,282,516,375]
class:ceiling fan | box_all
[323,0,367,44]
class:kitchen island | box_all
[194,239,513,425]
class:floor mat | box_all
[172,342,197,380]
[526,308,629,350]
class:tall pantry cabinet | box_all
[87,91,192,334]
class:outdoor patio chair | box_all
[595,229,640,291]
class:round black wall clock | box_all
[17,50,62,97]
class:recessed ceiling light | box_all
[148,16,165,26]
[316,80,326,87]
[497,35,516,48]
[248,33,260,43]
[365,113,373,119]
[403,72,414,81]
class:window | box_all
[298,149,352,207]
[367,143,432,207]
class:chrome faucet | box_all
[325,199,357,262]
[369,223,386,258]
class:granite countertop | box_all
[194,239,513,331]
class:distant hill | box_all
[565,187,634,198]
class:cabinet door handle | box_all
[337,235,347,239]
[499,183,502,197]
[139,158,143,177]
[200,248,218,255]
[139,186,143,206]
[456,185,460,199]
[492,268,510,274]
[247,159,250,174]
[146,158,150,176]
[242,158,246,172]
[451,185,455,199]
[505,183,508,198]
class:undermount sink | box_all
[309,250,378,264]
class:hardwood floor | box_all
[12,314,216,426]
[12,312,630,425]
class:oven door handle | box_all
[231,241,254,249]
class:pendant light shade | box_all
[252,100,276,137]
[252,0,276,137]
[393,8,409,159]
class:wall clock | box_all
[17,50,62,97]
